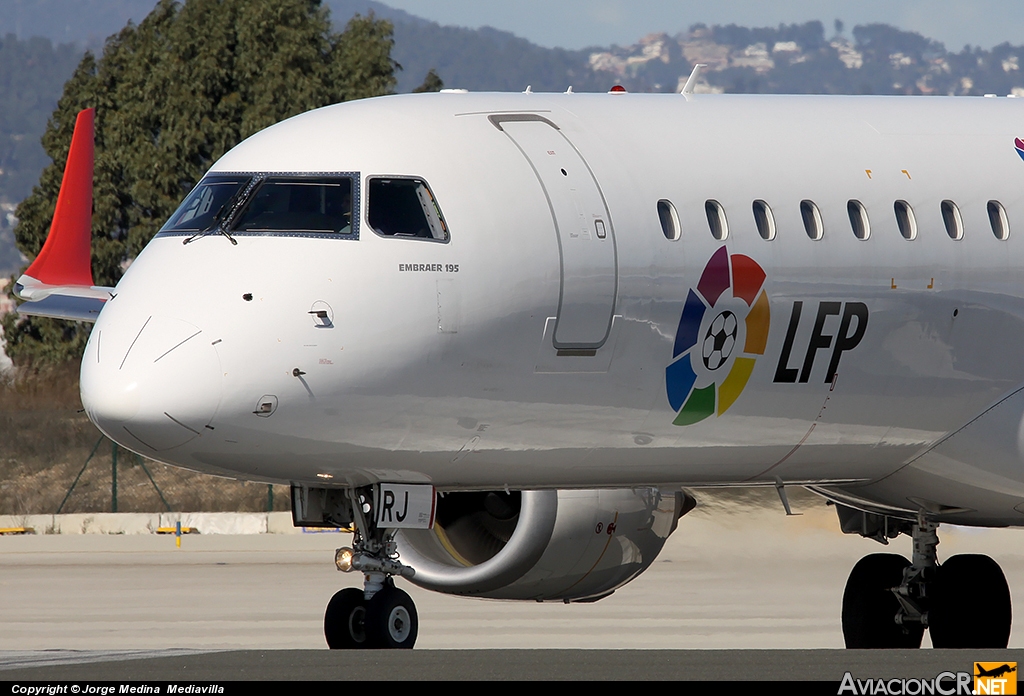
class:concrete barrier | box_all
[0,511,321,535]
[158,512,266,535]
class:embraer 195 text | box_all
[16,82,1024,649]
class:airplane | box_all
[976,664,1017,679]
[12,81,1024,650]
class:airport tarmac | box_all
[2,493,1024,679]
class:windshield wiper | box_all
[183,181,250,245]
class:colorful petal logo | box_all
[666,246,770,426]
[1015,137,1024,162]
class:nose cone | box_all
[81,314,223,452]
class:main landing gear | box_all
[841,512,1011,649]
[324,488,419,649]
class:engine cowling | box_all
[395,488,692,602]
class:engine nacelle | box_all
[396,488,692,602]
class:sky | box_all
[374,0,1024,51]
[4,1,1024,53]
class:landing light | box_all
[335,547,354,572]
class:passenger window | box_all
[752,200,775,240]
[369,177,449,241]
[658,200,681,240]
[894,200,917,240]
[848,200,870,240]
[232,177,354,235]
[705,200,728,240]
[941,200,963,240]
[801,200,823,240]
[988,200,1009,240]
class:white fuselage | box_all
[80,92,1024,526]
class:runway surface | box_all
[2,492,1023,679]
[3,648,1024,681]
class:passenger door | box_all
[491,114,617,351]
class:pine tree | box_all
[413,69,444,93]
[3,0,397,368]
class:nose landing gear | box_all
[840,511,1011,649]
[324,487,419,649]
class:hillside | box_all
[3,3,1024,276]
[0,34,81,274]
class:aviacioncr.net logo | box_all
[666,246,769,426]
[838,671,975,695]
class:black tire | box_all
[324,588,367,649]
[842,553,923,649]
[365,586,418,649]
[930,554,1011,649]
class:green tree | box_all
[413,69,444,93]
[3,0,397,368]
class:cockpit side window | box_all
[368,177,449,242]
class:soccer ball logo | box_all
[666,246,770,426]
[702,311,737,370]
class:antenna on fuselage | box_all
[774,477,802,517]
[681,64,708,96]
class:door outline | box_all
[489,113,618,350]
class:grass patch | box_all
[0,364,289,514]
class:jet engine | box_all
[395,488,693,602]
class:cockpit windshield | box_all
[161,176,251,232]
[160,173,358,240]
[231,177,353,235]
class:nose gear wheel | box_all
[365,585,418,649]
[324,588,367,649]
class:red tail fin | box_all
[24,108,95,286]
